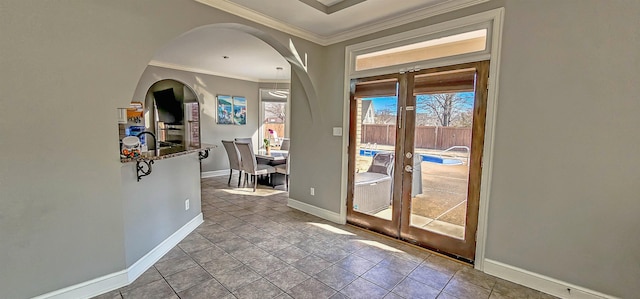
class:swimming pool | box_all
[359,149,463,165]
[359,149,384,157]
[420,154,463,165]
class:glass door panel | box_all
[400,61,489,261]
[347,61,489,262]
[347,75,402,237]
[409,69,477,239]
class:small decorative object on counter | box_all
[121,136,141,158]
[121,149,141,158]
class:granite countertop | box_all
[120,143,217,163]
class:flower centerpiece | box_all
[265,128,276,154]
[263,138,271,155]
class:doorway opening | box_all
[347,61,489,262]
[342,9,504,265]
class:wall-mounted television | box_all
[153,88,183,124]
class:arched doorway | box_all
[128,23,318,174]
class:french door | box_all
[347,61,489,262]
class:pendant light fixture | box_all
[268,67,289,98]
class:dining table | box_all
[255,149,288,187]
[255,149,288,165]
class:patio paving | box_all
[357,151,470,239]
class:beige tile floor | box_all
[93,176,557,299]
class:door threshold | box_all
[346,223,473,265]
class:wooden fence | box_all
[361,124,471,150]
[264,123,285,142]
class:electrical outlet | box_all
[185,199,190,210]
[310,188,315,196]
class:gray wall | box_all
[121,154,202,266]
[2,0,638,298]
[316,0,640,297]
[133,65,262,172]
[0,1,322,298]
[485,1,640,297]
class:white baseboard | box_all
[288,198,345,224]
[127,213,204,282]
[201,169,230,178]
[33,213,203,299]
[31,270,128,299]
[483,259,617,299]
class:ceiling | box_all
[196,0,486,44]
[150,27,290,82]
[149,0,485,82]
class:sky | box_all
[366,92,474,114]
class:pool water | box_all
[359,149,383,157]
[359,149,462,165]
[420,154,463,165]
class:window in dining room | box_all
[261,98,287,148]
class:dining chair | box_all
[274,153,290,191]
[236,142,275,192]
[279,138,290,151]
[234,137,253,150]
[221,140,243,187]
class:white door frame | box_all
[339,8,505,270]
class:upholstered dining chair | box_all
[234,137,253,150]
[236,142,275,192]
[279,138,290,151]
[274,153,290,190]
[221,140,243,187]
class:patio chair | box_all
[353,152,394,214]
[236,142,275,192]
[221,140,243,187]
[280,138,290,151]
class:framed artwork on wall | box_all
[232,96,247,125]
[216,95,234,124]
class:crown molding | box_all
[298,0,366,14]
[195,0,326,45]
[148,60,261,82]
[149,60,291,83]
[323,0,490,45]
[195,0,489,46]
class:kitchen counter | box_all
[120,143,217,163]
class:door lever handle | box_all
[404,165,413,173]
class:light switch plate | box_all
[332,127,343,136]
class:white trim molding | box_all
[325,0,490,45]
[31,271,128,299]
[127,213,204,282]
[201,169,230,178]
[195,0,325,45]
[195,0,489,46]
[149,60,262,83]
[470,7,504,272]
[33,214,203,299]
[484,259,619,299]
[288,198,344,224]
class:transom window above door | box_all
[355,29,487,72]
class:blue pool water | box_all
[359,149,462,165]
[359,149,383,157]
[420,154,463,165]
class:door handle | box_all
[404,165,413,173]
